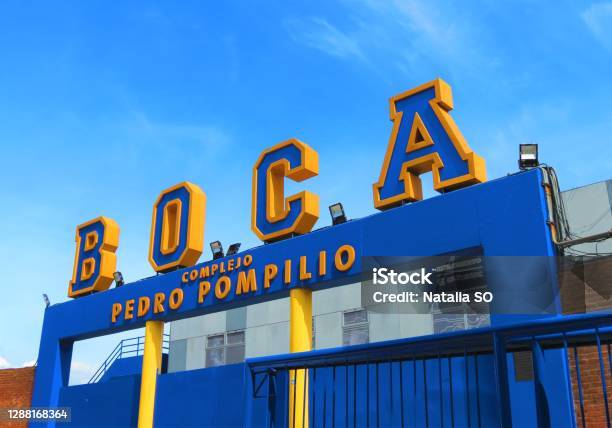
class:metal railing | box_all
[88,334,170,384]
[247,312,612,428]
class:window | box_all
[205,330,245,367]
[431,255,490,334]
[342,309,369,346]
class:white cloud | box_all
[0,356,11,369]
[286,17,366,61]
[112,110,233,177]
[21,360,36,367]
[285,0,494,75]
[125,111,231,151]
[69,360,96,385]
[582,2,612,50]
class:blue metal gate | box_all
[247,312,612,428]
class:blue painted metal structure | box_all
[50,312,612,427]
[58,375,142,427]
[244,312,612,428]
[88,335,169,384]
[32,169,575,427]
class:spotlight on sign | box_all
[210,240,224,260]
[227,243,241,256]
[113,271,125,287]
[329,203,347,225]
[42,293,51,308]
[519,144,539,170]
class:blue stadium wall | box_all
[33,168,573,427]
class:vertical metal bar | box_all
[492,335,511,428]
[464,349,471,428]
[562,334,577,428]
[390,361,394,415]
[399,361,405,428]
[376,362,380,428]
[266,372,272,428]
[595,328,611,428]
[323,389,327,428]
[332,365,336,428]
[302,367,308,428]
[448,356,455,428]
[531,339,549,428]
[367,364,370,428]
[345,365,349,428]
[413,357,417,425]
[312,367,317,428]
[438,355,443,428]
[285,369,290,428]
[353,364,357,428]
[292,369,297,428]
[474,354,481,428]
[322,390,327,428]
[423,359,429,428]
[573,346,586,428]
[272,370,279,428]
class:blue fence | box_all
[246,312,612,428]
[88,334,169,383]
[57,313,612,427]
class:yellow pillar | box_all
[137,320,164,428]
[289,288,312,428]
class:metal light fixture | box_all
[210,241,224,259]
[329,203,347,225]
[113,271,125,287]
[227,243,241,256]
[519,144,539,170]
[42,293,50,308]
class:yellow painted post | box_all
[289,288,312,428]
[137,320,164,428]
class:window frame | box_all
[205,329,246,367]
[342,308,369,346]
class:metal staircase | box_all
[88,334,169,383]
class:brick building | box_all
[0,366,35,428]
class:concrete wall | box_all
[168,282,436,372]
[562,179,612,254]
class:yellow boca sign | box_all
[68,78,486,298]
[373,79,486,208]
[251,138,320,242]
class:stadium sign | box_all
[68,78,486,307]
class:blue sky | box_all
[0,0,611,381]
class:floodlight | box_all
[227,243,241,256]
[42,293,50,308]
[210,241,224,259]
[519,144,539,170]
[113,271,125,287]
[329,203,347,225]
